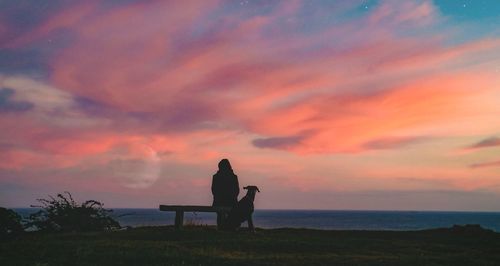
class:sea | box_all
[13,208,500,232]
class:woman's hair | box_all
[218,159,233,172]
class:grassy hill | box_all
[2,225,500,265]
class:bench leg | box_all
[175,211,184,229]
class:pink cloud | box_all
[362,136,430,150]
[470,160,500,169]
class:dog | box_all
[223,186,260,231]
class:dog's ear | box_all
[257,187,260,192]
[243,186,248,190]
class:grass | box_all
[2,226,500,265]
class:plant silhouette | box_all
[0,207,24,238]
[28,192,120,232]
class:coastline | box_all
[13,208,500,232]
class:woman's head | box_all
[218,159,232,172]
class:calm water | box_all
[14,208,500,232]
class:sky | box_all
[0,0,499,210]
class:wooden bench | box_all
[159,205,232,229]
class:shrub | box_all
[28,192,120,232]
[0,207,24,237]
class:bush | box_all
[0,207,24,237]
[28,192,120,232]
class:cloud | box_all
[0,75,109,128]
[0,75,73,111]
[246,72,496,154]
[465,137,500,150]
[252,135,304,149]
[369,0,437,27]
[470,160,500,169]
[0,88,33,112]
[3,1,498,155]
[362,136,429,150]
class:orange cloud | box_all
[250,70,497,153]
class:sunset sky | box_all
[1,0,499,210]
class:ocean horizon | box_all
[14,208,500,232]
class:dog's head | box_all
[243,186,260,201]
[243,186,260,193]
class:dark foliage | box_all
[28,192,120,232]
[0,207,24,237]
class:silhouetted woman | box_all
[211,159,239,228]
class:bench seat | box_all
[159,205,232,229]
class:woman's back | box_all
[211,159,239,207]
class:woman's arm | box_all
[211,175,217,195]
[233,175,240,197]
